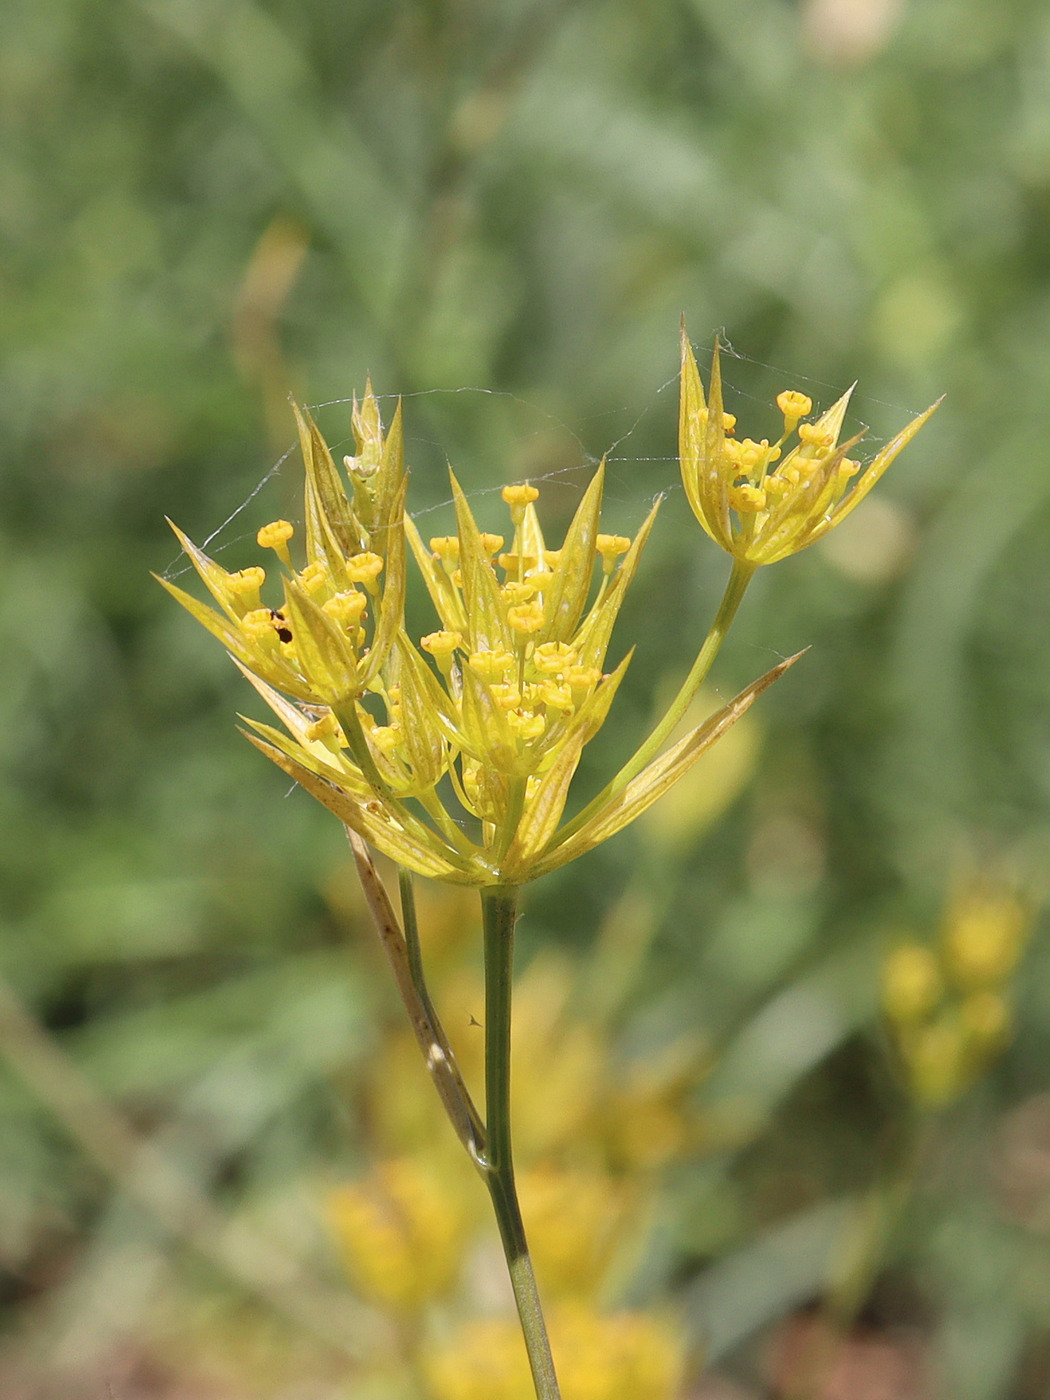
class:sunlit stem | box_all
[398,867,431,1012]
[332,701,390,795]
[546,556,755,854]
[480,885,561,1400]
[495,777,528,863]
[345,831,486,1162]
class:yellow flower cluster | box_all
[882,881,1030,1107]
[160,368,791,887]
[679,327,940,566]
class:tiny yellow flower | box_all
[421,629,464,658]
[257,519,294,565]
[776,388,813,430]
[226,566,266,610]
[507,601,546,634]
[679,323,941,565]
[502,482,540,508]
[595,534,631,573]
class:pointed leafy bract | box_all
[533,652,802,876]
[394,644,450,791]
[518,500,546,563]
[458,660,516,771]
[807,398,943,538]
[347,383,404,537]
[294,402,366,559]
[501,655,631,881]
[812,383,855,445]
[679,323,712,539]
[404,512,468,634]
[396,638,462,743]
[281,577,359,703]
[574,497,660,670]
[541,461,605,644]
[450,471,511,655]
[239,715,369,798]
[164,522,242,623]
[704,339,732,547]
[374,398,405,535]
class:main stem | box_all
[481,886,561,1400]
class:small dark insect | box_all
[468,1014,482,1029]
[269,608,293,643]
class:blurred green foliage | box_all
[5,0,1050,1395]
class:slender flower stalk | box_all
[160,326,937,1399]
[544,555,756,857]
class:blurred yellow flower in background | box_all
[882,875,1034,1109]
[424,1305,684,1400]
[328,1156,469,1313]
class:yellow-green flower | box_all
[679,324,940,565]
[155,388,407,711]
[162,376,796,887]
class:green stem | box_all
[546,557,755,854]
[480,886,561,1400]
